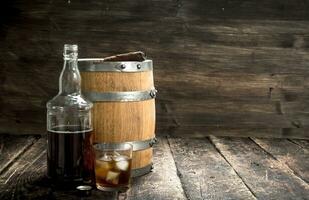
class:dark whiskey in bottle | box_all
[46,44,93,185]
[47,126,94,183]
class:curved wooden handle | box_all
[103,51,146,62]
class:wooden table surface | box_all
[0,135,308,200]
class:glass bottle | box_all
[46,44,93,185]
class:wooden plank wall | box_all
[1,0,309,138]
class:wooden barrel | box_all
[79,59,156,177]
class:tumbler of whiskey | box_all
[93,143,133,192]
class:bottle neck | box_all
[58,57,81,95]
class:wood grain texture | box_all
[209,136,309,200]
[1,0,309,138]
[92,101,155,142]
[167,137,256,200]
[81,71,154,92]
[0,135,308,199]
[252,138,309,183]
[291,139,309,149]
[161,127,309,139]
[0,138,48,199]
[125,137,187,200]
[131,148,152,169]
[0,135,37,174]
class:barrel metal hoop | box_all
[131,137,157,151]
[78,59,153,72]
[94,138,156,151]
[84,89,157,102]
[131,163,153,177]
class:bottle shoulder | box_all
[46,93,93,111]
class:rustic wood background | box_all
[1,0,309,138]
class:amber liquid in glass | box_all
[95,152,132,191]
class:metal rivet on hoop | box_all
[150,90,157,98]
[149,138,157,147]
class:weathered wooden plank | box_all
[282,102,309,114]
[167,137,256,200]
[209,136,309,199]
[0,138,117,200]
[19,0,309,20]
[147,46,309,74]
[158,99,309,119]
[159,127,309,140]
[0,135,37,174]
[0,118,45,135]
[157,99,278,115]
[5,19,309,50]
[210,128,309,139]
[156,74,309,102]
[271,88,309,102]
[0,138,48,199]
[125,137,187,200]
[3,41,309,74]
[3,31,309,64]
[252,138,309,183]
[155,71,309,91]
[178,0,309,21]
[290,139,309,149]
[158,112,295,128]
